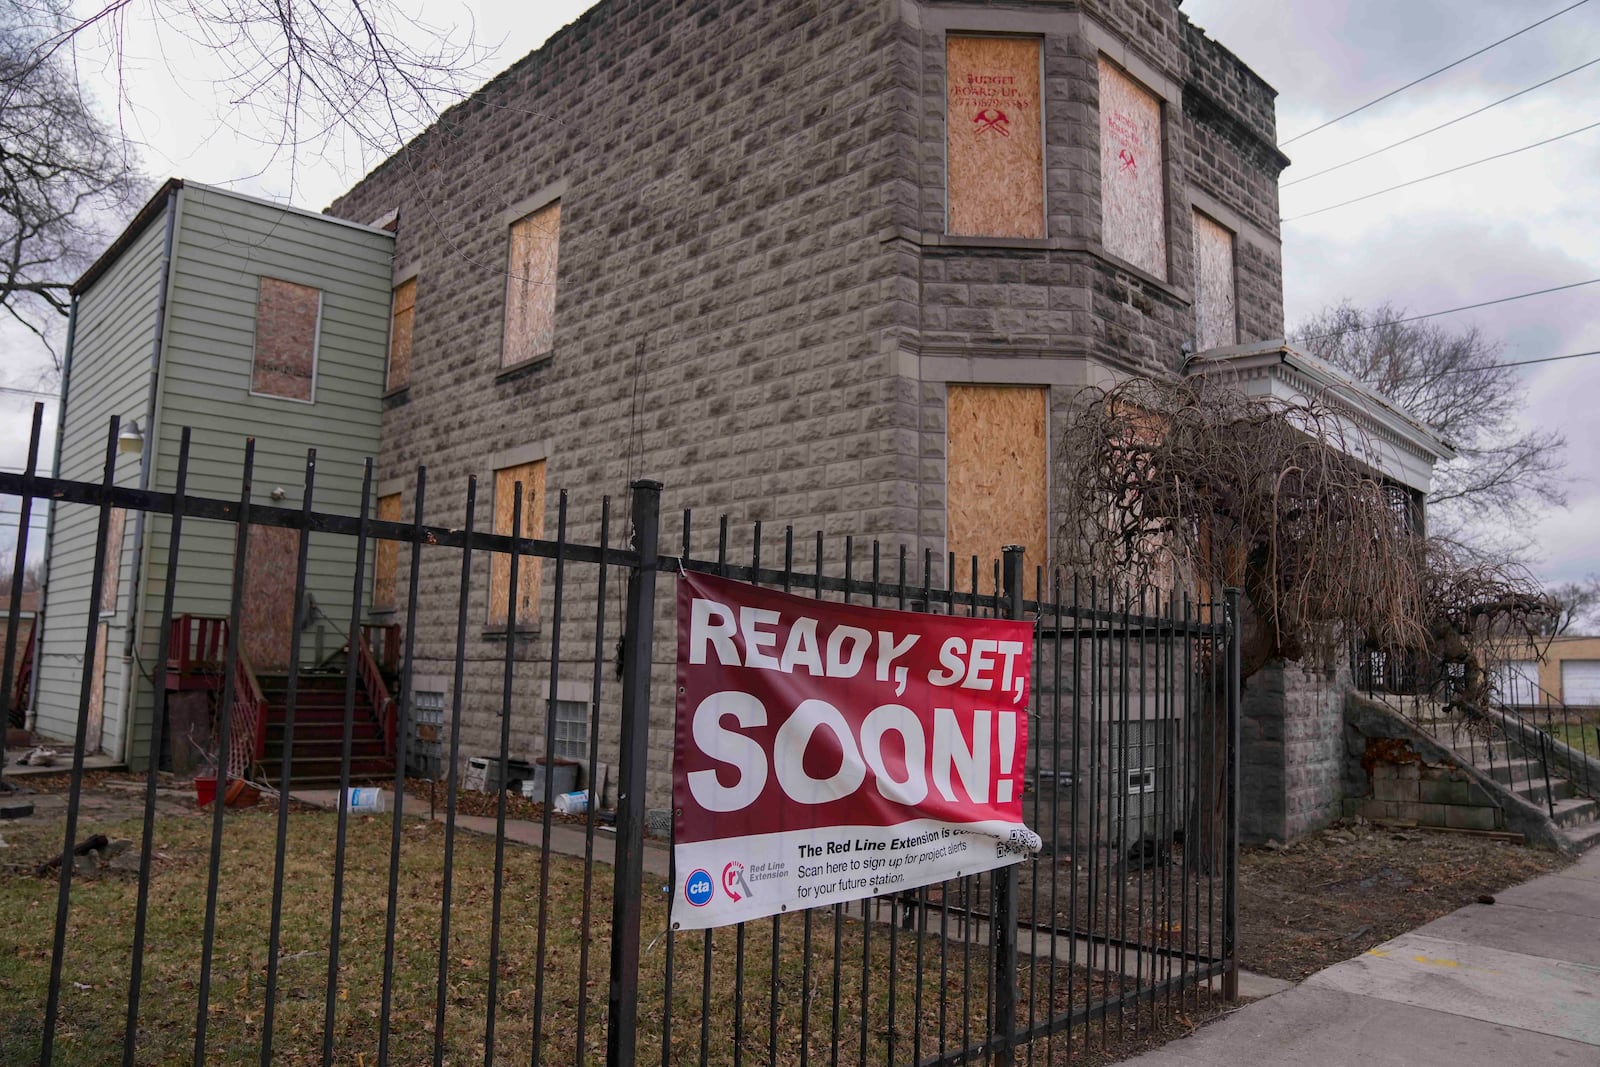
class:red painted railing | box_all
[352,637,398,758]
[7,617,34,729]
[167,615,266,778]
[360,623,401,675]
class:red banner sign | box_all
[672,573,1039,930]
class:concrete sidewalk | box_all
[1120,847,1600,1066]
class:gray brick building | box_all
[328,0,1307,810]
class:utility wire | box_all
[0,385,57,399]
[1300,277,1600,339]
[1282,118,1600,222]
[1362,348,1600,384]
[1283,55,1600,187]
[1279,0,1592,146]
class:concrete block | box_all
[1419,777,1470,806]
[1374,776,1418,803]
[1356,799,1396,821]
[1444,806,1500,832]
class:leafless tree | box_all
[12,0,488,175]
[2,0,489,369]
[1543,574,1600,636]
[1291,302,1566,546]
[0,2,142,367]
[1054,375,1552,684]
[0,558,45,596]
[1057,375,1556,866]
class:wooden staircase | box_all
[167,616,400,788]
[257,671,396,787]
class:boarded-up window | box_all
[946,36,1045,239]
[502,202,560,367]
[1192,211,1237,351]
[388,278,416,391]
[251,277,321,401]
[373,493,402,611]
[100,507,126,614]
[1099,59,1166,279]
[489,460,546,628]
[947,385,1048,597]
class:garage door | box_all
[1561,660,1600,706]
[1493,661,1540,706]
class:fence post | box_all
[994,545,1025,1065]
[607,479,662,1067]
[1221,587,1242,1001]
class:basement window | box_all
[552,699,589,762]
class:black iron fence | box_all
[1353,642,1599,811]
[0,413,1240,1066]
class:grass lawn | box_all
[0,800,1208,1066]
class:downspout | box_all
[33,299,80,731]
[120,188,180,767]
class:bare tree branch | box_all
[1054,375,1553,687]
[0,1,143,371]
[1291,301,1568,545]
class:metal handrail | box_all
[351,636,398,759]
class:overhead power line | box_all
[1283,56,1600,188]
[1279,0,1593,147]
[1364,348,1600,385]
[1281,118,1600,222]
[1300,277,1600,338]
[0,385,57,399]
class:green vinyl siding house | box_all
[35,180,396,772]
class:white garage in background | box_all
[1493,661,1541,706]
[1561,660,1600,706]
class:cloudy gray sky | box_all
[4,0,1597,584]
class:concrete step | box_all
[1551,794,1600,830]
[1514,777,1577,807]
[1562,819,1600,852]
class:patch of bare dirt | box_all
[1237,817,1570,980]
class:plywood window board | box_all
[1191,211,1237,351]
[87,620,107,754]
[373,493,403,611]
[946,35,1045,239]
[946,385,1049,597]
[490,460,546,629]
[387,278,416,391]
[251,277,321,401]
[100,507,126,615]
[1099,58,1167,279]
[502,202,560,368]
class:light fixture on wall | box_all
[117,419,145,455]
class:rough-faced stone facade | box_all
[1241,659,1349,844]
[330,0,1287,804]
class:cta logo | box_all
[684,869,715,907]
[722,861,754,902]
